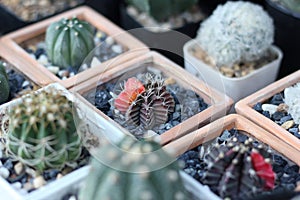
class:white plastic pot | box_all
[183,40,283,102]
[0,83,126,200]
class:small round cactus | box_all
[196,1,274,67]
[79,136,189,200]
[45,17,95,70]
[0,61,10,104]
[7,88,82,172]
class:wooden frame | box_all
[0,6,149,89]
[71,51,233,145]
[235,70,300,154]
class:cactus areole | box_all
[7,88,82,172]
[45,17,95,70]
[0,61,10,104]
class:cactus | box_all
[277,0,300,14]
[196,1,274,68]
[284,82,300,124]
[7,88,82,172]
[202,133,275,199]
[127,0,198,21]
[45,17,95,70]
[0,61,10,104]
[115,73,175,130]
[79,136,189,200]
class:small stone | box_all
[4,159,13,170]
[280,115,293,124]
[253,102,263,112]
[69,72,75,77]
[62,167,73,175]
[272,111,286,121]
[14,162,24,175]
[47,66,60,74]
[105,37,114,46]
[62,76,67,80]
[294,131,300,139]
[37,54,48,65]
[58,70,69,78]
[22,80,30,88]
[33,176,46,189]
[281,120,295,130]
[23,182,33,191]
[270,93,284,105]
[262,104,278,115]
[277,103,289,113]
[56,173,63,179]
[112,45,122,54]
[289,128,299,135]
[91,57,101,68]
[0,167,10,179]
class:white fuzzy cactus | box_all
[196,1,274,67]
[284,83,300,124]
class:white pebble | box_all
[69,196,77,200]
[262,104,278,115]
[11,182,22,189]
[56,173,63,179]
[81,63,88,70]
[23,182,33,191]
[58,70,68,77]
[69,72,75,77]
[36,42,46,50]
[33,176,46,189]
[22,80,30,88]
[14,162,24,175]
[47,66,60,74]
[62,76,67,80]
[106,37,114,46]
[0,167,10,179]
[112,45,122,54]
[29,53,36,59]
[91,57,101,68]
[37,54,49,65]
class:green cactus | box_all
[0,61,10,104]
[7,88,82,172]
[45,17,95,70]
[79,136,189,200]
[127,0,198,21]
[277,0,300,14]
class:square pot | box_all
[183,40,283,102]
[0,6,149,89]
[163,114,300,199]
[0,83,126,199]
[235,70,300,154]
[71,51,233,145]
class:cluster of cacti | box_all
[284,82,300,124]
[277,0,300,13]
[0,61,10,104]
[114,73,175,130]
[127,0,198,21]
[196,1,274,68]
[45,17,95,70]
[6,88,82,172]
[202,133,275,199]
[79,136,189,200]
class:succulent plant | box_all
[6,88,82,172]
[196,1,274,68]
[276,0,300,14]
[202,133,275,199]
[45,17,95,70]
[127,0,198,22]
[115,73,175,130]
[79,136,189,200]
[0,61,10,104]
[284,82,300,124]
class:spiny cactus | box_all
[196,1,274,68]
[45,17,95,70]
[284,82,300,124]
[7,88,82,172]
[0,61,10,104]
[202,133,275,199]
[79,136,189,200]
[115,73,175,130]
[277,0,300,14]
[127,0,197,21]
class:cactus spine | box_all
[79,136,189,200]
[45,17,95,70]
[7,88,82,172]
[0,61,10,104]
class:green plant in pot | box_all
[184,1,283,101]
[6,88,82,172]
[45,17,95,70]
[79,136,190,200]
[0,61,10,104]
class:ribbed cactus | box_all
[284,82,300,124]
[79,136,189,200]
[0,61,10,104]
[196,1,274,67]
[277,0,300,13]
[7,88,82,172]
[45,17,95,70]
[127,0,198,21]
[202,134,275,199]
[115,73,175,130]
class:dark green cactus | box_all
[127,0,198,21]
[7,88,82,172]
[0,61,10,104]
[45,17,95,70]
[79,136,189,200]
